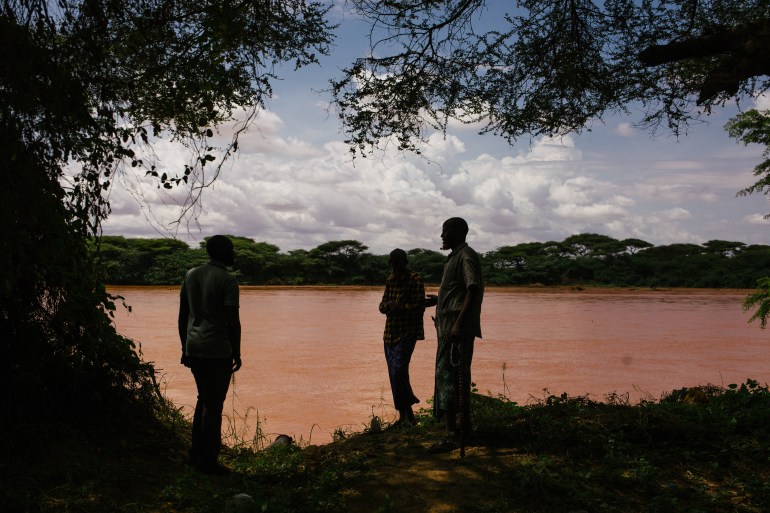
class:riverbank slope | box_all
[4,382,770,512]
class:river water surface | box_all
[109,286,769,444]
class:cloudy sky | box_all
[102,4,770,255]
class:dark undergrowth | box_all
[3,380,770,512]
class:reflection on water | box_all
[110,286,769,444]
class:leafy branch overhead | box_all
[332,0,770,155]
[2,0,334,234]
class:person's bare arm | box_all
[225,305,242,372]
[178,291,190,365]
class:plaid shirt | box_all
[379,269,426,344]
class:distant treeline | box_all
[95,234,770,288]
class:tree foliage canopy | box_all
[332,0,770,155]
[3,0,333,230]
[726,108,770,204]
[1,1,334,423]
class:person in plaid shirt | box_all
[379,248,426,427]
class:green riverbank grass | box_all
[4,380,770,512]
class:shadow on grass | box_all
[4,380,770,512]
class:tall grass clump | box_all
[462,380,770,512]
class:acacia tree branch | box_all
[639,19,770,103]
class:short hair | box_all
[206,235,233,261]
[388,248,408,264]
[444,217,469,237]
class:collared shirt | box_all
[437,242,484,338]
[379,269,426,344]
[181,260,239,358]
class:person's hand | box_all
[425,295,437,307]
[232,356,242,373]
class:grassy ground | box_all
[4,380,770,513]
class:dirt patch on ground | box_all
[328,424,531,513]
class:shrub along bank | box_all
[4,380,770,512]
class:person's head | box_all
[441,217,469,250]
[388,248,408,277]
[206,235,235,266]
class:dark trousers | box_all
[189,357,232,467]
[384,337,419,411]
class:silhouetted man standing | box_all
[379,248,425,427]
[179,235,241,474]
[425,218,484,453]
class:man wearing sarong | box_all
[425,218,484,453]
[379,248,425,427]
